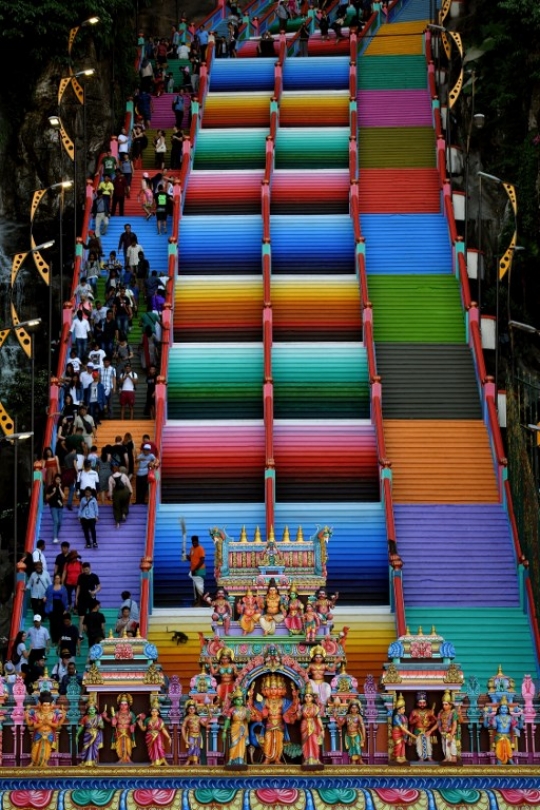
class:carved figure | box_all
[77,695,104,766]
[335,699,366,764]
[437,690,460,763]
[408,691,437,762]
[248,673,300,764]
[103,693,137,763]
[299,684,324,765]
[522,674,536,722]
[306,645,337,706]
[181,699,205,765]
[206,647,238,704]
[222,686,251,765]
[313,587,338,628]
[302,603,320,643]
[259,581,286,636]
[390,694,415,763]
[484,696,521,765]
[203,588,232,635]
[237,588,261,635]
[284,586,304,635]
[138,701,171,766]
[25,690,65,767]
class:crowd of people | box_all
[11,545,141,694]
[43,429,159,542]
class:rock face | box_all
[5,52,113,225]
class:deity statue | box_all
[237,588,261,636]
[182,699,205,765]
[206,647,238,704]
[408,691,437,762]
[284,585,304,636]
[390,693,415,763]
[259,580,286,636]
[202,587,232,635]
[312,587,338,627]
[102,693,137,763]
[76,694,104,767]
[334,699,366,765]
[306,645,338,706]
[302,603,320,643]
[437,690,460,763]
[299,683,324,766]
[222,685,251,766]
[248,673,300,764]
[137,699,171,766]
[25,690,65,767]
[483,696,521,765]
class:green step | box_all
[406,607,539,684]
[359,127,436,168]
[23,607,118,680]
[368,275,466,343]
[358,55,428,90]
[95,278,147,346]
[194,129,268,169]
[275,128,350,169]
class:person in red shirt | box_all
[188,536,205,606]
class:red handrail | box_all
[443,187,458,243]
[485,389,507,466]
[468,312,488,383]
[457,252,471,309]
[436,137,446,186]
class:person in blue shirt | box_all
[78,487,99,548]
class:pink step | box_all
[358,90,433,127]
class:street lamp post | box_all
[57,69,96,228]
[477,171,518,400]
[463,69,485,253]
[68,17,100,68]
[1,320,42,465]
[49,116,77,245]
[30,182,73,381]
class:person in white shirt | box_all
[117,127,130,156]
[27,565,52,617]
[101,357,116,417]
[119,362,138,420]
[70,312,92,361]
[32,540,49,574]
[79,459,100,496]
[88,344,107,371]
[79,364,95,391]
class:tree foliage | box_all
[0,0,142,113]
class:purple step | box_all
[358,89,433,127]
[38,504,146,608]
[394,504,520,607]
[150,94,176,129]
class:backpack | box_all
[11,648,21,666]
[113,474,126,491]
[173,95,184,112]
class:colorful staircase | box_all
[149,30,392,689]
[358,4,538,682]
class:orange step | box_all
[383,419,500,503]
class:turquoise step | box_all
[405,607,539,684]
